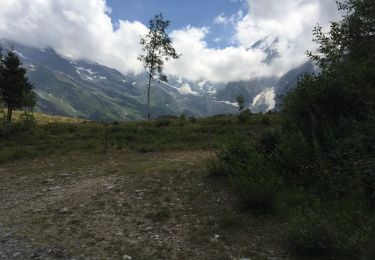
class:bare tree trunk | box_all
[147,73,152,121]
[7,107,12,123]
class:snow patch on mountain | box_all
[179,83,198,95]
[250,88,276,112]
[13,50,27,59]
[75,66,107,81]
[213,100,238,107]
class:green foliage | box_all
[138,13,180,120]
[0,113,280,164]
[0,49,36,122]
[208,1,375,258]
[238,109,252,123]
[179,113,186,120]
[236,95,245,112]
[154,119,171,127]
[208,137,282,212]
[286,200,375,258]
[276,1,375,257]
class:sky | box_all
[0,0,341,82]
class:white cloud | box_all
[0,0,147,75]
[0,0,341,83]
[214,13,229,25]
[165,26,274,82]
[234,0,341,73]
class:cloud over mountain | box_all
[0,0,340,82]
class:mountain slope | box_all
[1,40,314,120]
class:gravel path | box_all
[0,151,286,259]
[0,224,55,259]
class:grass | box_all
[0,111,281,164]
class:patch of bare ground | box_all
[0,150,286,259]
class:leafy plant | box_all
[138,14,180,120]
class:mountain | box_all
[1,40,314,120]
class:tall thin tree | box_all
[138,13,180,120]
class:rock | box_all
[145,226,153,232]
[12,252,22,257]
[59,207,69,214]
[123,255,132,259]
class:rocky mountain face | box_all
[1,40,314,121]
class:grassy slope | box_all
[0,112,280,164]
[0,112,286,259]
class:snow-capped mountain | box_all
[0,39,314,120]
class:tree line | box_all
[0,48,36,123]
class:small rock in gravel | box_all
[122,255,132,259]
[145,226,153,232]
[59,207,69,214]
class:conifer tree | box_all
[1,50,35,123]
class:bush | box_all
[189,116,197,123]
[208,137,281,212]
[155,119,171,127]
[286,200,375,258]
[256,130,280,155]
[230,164,281,213]
[229,151,281,212]
[207,138,255,177]
[238,109,252,123]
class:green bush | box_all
[155,119,171,127]
[207,138,255,177]
[286,200,375,258]
[208,137,281,212]
[238,109,252,123]
[229,151,281,212]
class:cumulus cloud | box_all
[0,0,341,82]
[234,0,341,73]
[0,0,147,74]
[165,26,285,82]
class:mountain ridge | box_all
[1,40,314,120]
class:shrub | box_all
[286,200,375,258]
[207,138,254,177]
[155,119,171,127]
[189,116,197,123]
[229,151,281,212]
[208,137,281,212]
[238,109,252,123]
[256,130,280,155]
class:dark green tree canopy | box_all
[283,0,375,139]
[0,49,36,122]
[308,0,375,74]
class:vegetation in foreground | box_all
[0,110,279,164]
[209,0,375,259]
[0,112,285,259]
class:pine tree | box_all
[138,13,180,120]
[1,50,35,123]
